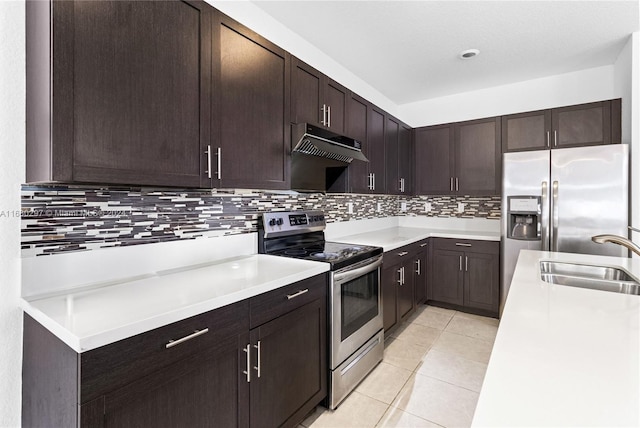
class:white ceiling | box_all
[250,1,639,105]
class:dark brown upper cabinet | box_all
[26,0,213,187]
[502,99,621,152]
[367,105,387,194]
[345,93,370,194]
[415,117,501,196]
[291,57,348,135]
[386,116,413,195]
[210,12,290,190]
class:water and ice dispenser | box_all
[507,196,541,240]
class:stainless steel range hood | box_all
[292,123,368,163]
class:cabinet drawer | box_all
[250,273,328,328]
[80,299,248,403]
[384,244,415,267]
[432,238,499,255]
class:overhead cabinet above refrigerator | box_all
[501,144,629,314]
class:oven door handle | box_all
[333,256,383,284]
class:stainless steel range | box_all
[258,210,384,409]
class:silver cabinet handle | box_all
[286,288,309,300]
[552,181,559,251]
[455,243,472,247]
[541,181,549,250]
[320,104,326,126]
[416,259,421,275]
[216,147,222,180]
[205,145,212,179]
[372,173,375,191]
[420,242,428,247]
[450,177,454,192]
[327,105,331,128]
[554,130,558,147]
[459,255,462,271]
[165,328,209,349]
[465,256,468,272]
[397,251,409,257]
[397,267,403,285]
[243,344,251,383]
[455,177,459,192]
[399,178,405,193]
[368,173,373,190]
[253,340,261,378]
[402,267,405,284]
[546,131,550,148]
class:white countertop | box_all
[473,250,640,427]
[21,254,329,353]
[335,226,499,252]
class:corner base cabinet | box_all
[23,273,328,428]
[428,238,499,317]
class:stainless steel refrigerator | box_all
[501,144,629,314]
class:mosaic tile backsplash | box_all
[21,185,501,256]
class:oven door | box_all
[330,255,383,369]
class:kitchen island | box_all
[472,250,640,427]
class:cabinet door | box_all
[213,13,290,190]
[46,0,211,187]
[502,110,551,152]
[291,58,323,127]
[455,117,501,195]
[346,94,370,193]
[325,79,348,134]
[464,252,499,314]
[385,116,401,194]
[86,335,248,428]
[398,124,413,194]
[414,124,454,195]
[551,100,612,148]
[249,299,326,428]
[414,247,428,305]
[397,263,415,323]
[368,106,386,194]
[382,265,400,332]
[430,249,464,306]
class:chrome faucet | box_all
[592,228,640,257]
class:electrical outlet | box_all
[400,201,407,212]
[424,202,432,212]
[347,202,353,214]
[457,202,465,213]
[377,202,382,213]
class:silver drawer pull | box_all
[397,251,409,256]
[286,288,309,300]
[243,344,251,383]
[455,243,472,247]
[420,243,428,247]
[253,340,261,378]
[165,328,209,349]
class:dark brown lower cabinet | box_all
[23,274,328,428]
[249,299,326,428]
[382,247,416,334]
[81,335,245,428]
[414,240,429,305]
[428,238,499,317]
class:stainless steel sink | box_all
[539,261,640,295]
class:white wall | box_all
[208,0,399,117]
[398,65,616,127]
[0,1,25,426]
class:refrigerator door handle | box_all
[551,181,559,252]
[541,181,549,250]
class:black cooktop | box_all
[268,240,383,271]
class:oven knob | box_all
[268,218,277,227]
[276,218,283,226]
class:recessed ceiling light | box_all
[459,49,480,60]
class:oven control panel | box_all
[261,210,326,236]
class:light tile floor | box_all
[301,305,499,428]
